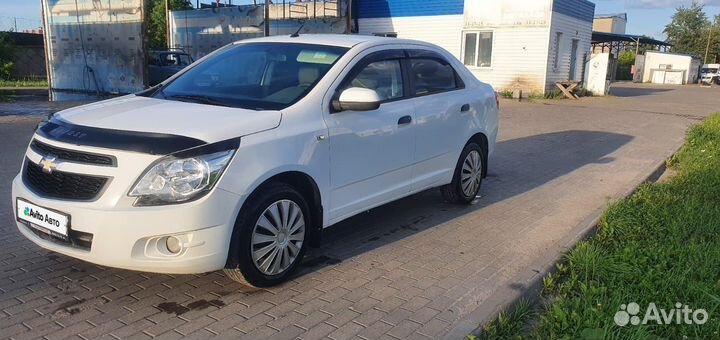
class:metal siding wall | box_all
[171,4,349,60]
[461,0,553,94]
[42,0,146,99]
[546,11,593,90]
[467,26,552,94]
[170,7,265,60]
[358,15,464,55]
[552,0,595,23]
[357,0,464,18]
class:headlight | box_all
[129,142,237,206]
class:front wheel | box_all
[441,143,485,204]
[224,183,309,287]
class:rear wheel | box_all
[441,143,484,204]
[224,183,309,287]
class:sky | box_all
[2,0,720,39]
[595,0,720,39]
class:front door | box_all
[569,39,579,80]
[324,55,415,223]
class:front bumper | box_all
[12,173,243,274]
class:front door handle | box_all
[398,115,412,126]
[461,104,471,112]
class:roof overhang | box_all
[591,31,672,47]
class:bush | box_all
[0,32,15,79]
[617,51,636,81]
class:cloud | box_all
[623,0,720,9]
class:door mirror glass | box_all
[335,87,382,112]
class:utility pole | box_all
[264,0,270,36]
[705,24,714,64]
[166,0,171,49]
[14,17,17,32]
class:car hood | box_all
[54,95,282,144]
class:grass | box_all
[0,78,48,88]
[498,87,594,101]
[473,114,720,339]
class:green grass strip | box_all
[476,114,720,340]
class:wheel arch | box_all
[467,132,489,178]
[241,170,324,247]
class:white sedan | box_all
[13,34,499,287]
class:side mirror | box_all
[332,87,382,112]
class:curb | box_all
[0,87,49,96]
[444,148,679,340]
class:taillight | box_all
[494,91,500,110]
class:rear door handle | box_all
[398,115,412,126]
[461,104,471,112]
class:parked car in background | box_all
[700,64,720,85]
[148,50,194,86]
[13,35,499,287]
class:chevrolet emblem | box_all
[39,154,58,174]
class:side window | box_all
[149,53,162,66]
[342,59,404,102]
[410,58,458,95]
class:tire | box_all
[224,183,310,287]
[441,142,485,204]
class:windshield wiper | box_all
[164,94,233,107]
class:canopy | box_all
[591,31,672,55]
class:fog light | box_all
[166,236,182,254]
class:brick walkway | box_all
[1,83,718,340]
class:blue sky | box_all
[595,0,720,39]
[3,0,720,39]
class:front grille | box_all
[31,139,116,166]
[24,160,108,201]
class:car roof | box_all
[150,50,190,55]
[233,34,428,49]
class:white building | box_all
[357,0,596,95]
[641,51,701,85]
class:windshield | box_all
[702,68,718,74]
[153,42,348,110]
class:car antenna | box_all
[290,20,305,38]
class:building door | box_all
[569,39,579,80]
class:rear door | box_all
[405,49,470,191]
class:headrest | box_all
[299,67,320,85]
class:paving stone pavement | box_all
[1,83,719,340]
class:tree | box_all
[617,50,636,81]
[664,1,710,58]
[0,32,15,80]
[146,0,193,50]
[707,14,720,63]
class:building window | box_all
[462,31,493,68]
[553,32,563,70]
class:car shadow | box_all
[608,86,674,97]
[299,130,633,274]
